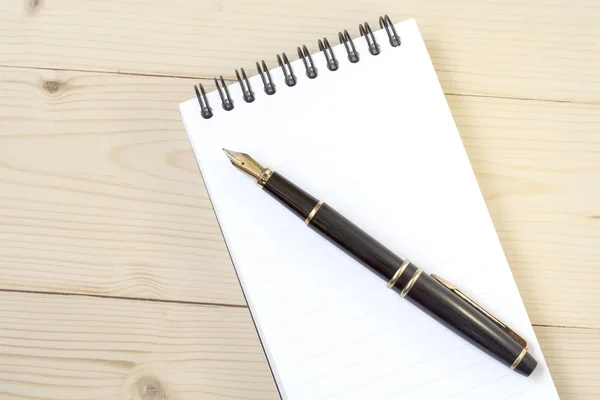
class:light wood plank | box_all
[0,290,596,400]
[1,0,599,103]
[0,67,245,306]
[1,66,599,328]
[449,94,600,329]
[0,291,278,400]
[534,326,600,399]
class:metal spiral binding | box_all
[297,45,318,79]
[379,15,401,47]
[194,83,213,119]
[359,22,380,56]
[338,30,360,63]
[214,76,234,111]
[235,68,255,103]
[256,60,276,95]
[318,38,338,71]
[193,14,401,118]
[277,53,297,87]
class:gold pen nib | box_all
[222,149,266,180]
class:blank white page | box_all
[179,18,558,400]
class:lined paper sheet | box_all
[179,18,559,400]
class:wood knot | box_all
[134,376,168,400]
[43,80,62,94]
[25,0,43,14]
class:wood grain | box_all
[2,66,599,330]
[0,290,596,400]
[0,291,278,400]
[0,289,596,400]
[535,325,600,399]
[1,0,599,103]
[449,94,600,329]
[2,0,600,395]
[0,67,246,306]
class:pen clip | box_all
[431,274,528,350]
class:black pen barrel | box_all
[263,172,410,283]
[262,171,536,376]
[405,273,537,376]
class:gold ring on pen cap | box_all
[305,200,324,225]
[400,269,423,297]
[510,347,528,370]
[387,259,411,289]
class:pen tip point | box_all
[220,149,264,179]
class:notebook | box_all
[179,16,559,400]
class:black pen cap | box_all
[514,352,538,376]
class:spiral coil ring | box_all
[298,45,318,79]
[379,15,401,47]
[277,53,297,87]
[194,15,401,118]
[338,30,360,63]
[194,83,213,119]
[214,76,234,111]
[235,68,255,103]
[256,60,276,95]
[318,38,339,72]
[359,22,380,56]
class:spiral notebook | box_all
[179,17,558,400]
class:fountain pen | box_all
[223,149,538,377]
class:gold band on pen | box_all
[510,348,528,370]
[257,168,273,187]
[387,259,411,289]
[400,269,423,297]
[305,200,324,225]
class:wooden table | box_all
[1,1,599,399]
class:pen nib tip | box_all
[221,149,265,180]
[223,148,240,163]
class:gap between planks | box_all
[0,287,247,309]
[2,64,598,107]
[1,287,598,333]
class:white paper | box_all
[179,18,559,400]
